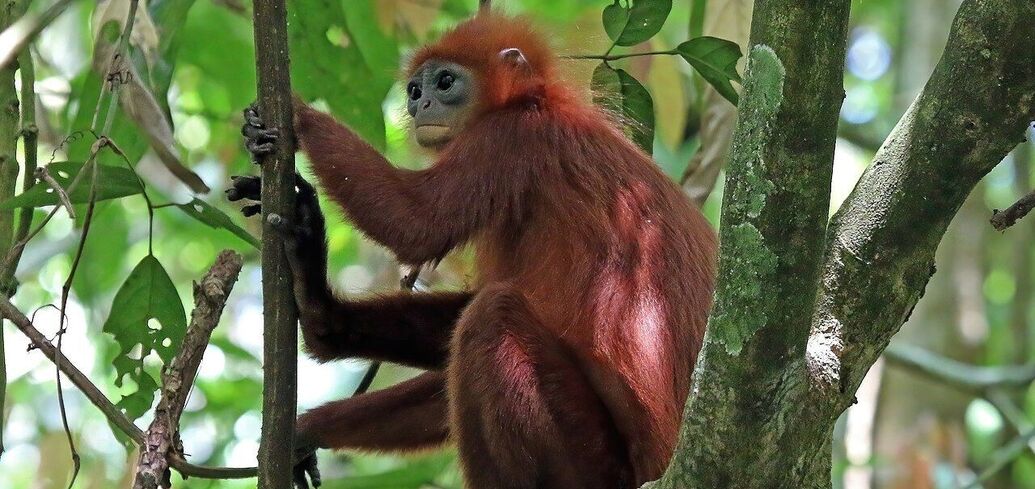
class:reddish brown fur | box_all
[291,13,716,488]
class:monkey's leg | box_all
[448,284,633,489]
[297,371,448,452]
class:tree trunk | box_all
[653,0,1035,487]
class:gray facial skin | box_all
[407,60,476,148]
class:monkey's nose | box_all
[421,99,432,110]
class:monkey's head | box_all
[405,14,557,149]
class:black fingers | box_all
[226,175,262,218]
[226,175,261,202]
[242,203,262,217]
[292,451,321,489]
[242,103,280,160]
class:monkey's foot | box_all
[292,449,322,489]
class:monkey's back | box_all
[472,102,718,482]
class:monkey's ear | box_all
[499,48,532,76]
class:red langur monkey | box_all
[230,13,716,489]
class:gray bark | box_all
[650,0,852,487]
[652,0,1035,487]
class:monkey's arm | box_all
[300,290,470,370]
[294,103,544,264]
[227,169,471,370]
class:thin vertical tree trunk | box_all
[251,2,298,487]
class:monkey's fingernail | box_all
[267,213,284,227]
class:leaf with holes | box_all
[607,0,672,47]
[592,63,655,153]
[0,161,143,210]
[677,36,744,105]
[103,255,186,420]
[176,198,259,248]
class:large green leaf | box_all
[175,198,259,249]
[0,161,143,210]
[603,0,672,47]
[289,0,397,151]
[601,1,629,42]
[592,63,655,153]
[677,36,744,105]
[103,255,187,420]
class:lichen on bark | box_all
[708,46,783,355]
[652,0,852,487]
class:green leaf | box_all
[616,70,655,152]
[0,161,143,210]
[677,36,744,105]
[591,63,655,154]
[612,0,672,47]
[601,1,629,42]
[175,198,259,249]
[289,0,396,151]
[103,255,187,420]
[591,62,623,112]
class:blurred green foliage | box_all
[0,0,1032,488]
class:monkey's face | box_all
[406,60,476,148]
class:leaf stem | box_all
[564,49,678,61]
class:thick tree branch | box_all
[654,1,851,487]
[809,0,1035,405]
[134,251,242,489]
[799,0,1035,479]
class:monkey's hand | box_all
[241,102,281,162]
[226,173,330,303]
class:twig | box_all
[0,0,74,69]
[564,50,679,61]
[987,389,1033,433]
[3,45,38,295]
[0,296,145,442]
[0,136,103,292]
[962,425,1035,489]
[54,137,112,487]
[33,167,74,218]
[94,0,139,135]
[53,2,140,483]
[991,189,1035,231]
[134,251,243,489]
[884,343,1035,393]
[0,266,261,480]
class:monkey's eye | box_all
[437,73,455,91]
[407,82,422,100]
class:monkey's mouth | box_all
[415,125,453,146]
